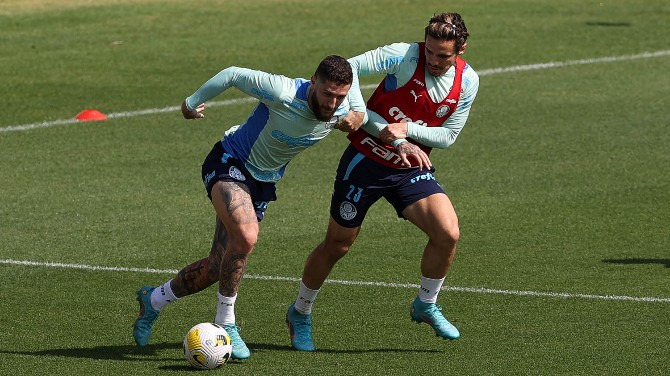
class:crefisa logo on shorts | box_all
[339,201,357,220]
[228,166,246,181]
[204,171,216,184]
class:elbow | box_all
[423,134,456,149]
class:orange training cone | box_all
[75,109,107,121]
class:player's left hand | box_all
[334,111,364,132]
[396,141,432,170]
[181,101,205,119]
[379,123,408,144]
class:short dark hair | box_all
[314,55,353,86]
[424,12,469,52]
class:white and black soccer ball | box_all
[183,322,233,370]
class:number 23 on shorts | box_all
[346,185,363,202]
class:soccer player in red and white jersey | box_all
[286,13,480,351]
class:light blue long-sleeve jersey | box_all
[185,67,364,182]
[347,42,479,148]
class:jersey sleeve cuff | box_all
[184,97,195,111]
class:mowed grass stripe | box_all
[3,259,668,303]
[2,49,669,133]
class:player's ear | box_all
[458,43,467,55]
[310,75,317,85]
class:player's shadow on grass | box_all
[0,341,438,364]
[0,342,249,372]
[585,21,631,27]
[602,258,670,268]
[0,342,183,362]
[247,342,441,354]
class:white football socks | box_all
[418,276,445,304]
[150,279,179,311]
[215,293,237,325]
[294,280,320,315]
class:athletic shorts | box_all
[201,141,277,222]
[330,144,445,228]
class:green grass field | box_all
[1,0,669,374]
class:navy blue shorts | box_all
[201,141,277,222]
[330,144,446,228]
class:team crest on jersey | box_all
[228,166,246,181]
[436,105,451,118]
[339,201,357,220]
[324,115,341,130]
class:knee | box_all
[319,238,352,261]
[435,223,460,248]
[317,220,359,262]
[448,224,460,244]
[229,227,258,255]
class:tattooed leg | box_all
[171,217,230,298]
[210,181,259,297]
[219,252,247,296]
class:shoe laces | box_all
[422,303,449,323]
[290,310,313,340]
[427,303,443,314]
[223,324,241,336]
[222,324,244,341]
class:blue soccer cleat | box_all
[286,303,316,351]
[133,286,160,347]
[222,324,251,359]
[410,297,460,340]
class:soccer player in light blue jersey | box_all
[132,55,366,359]
[287,13,480,351]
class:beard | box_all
[308,91,335,121]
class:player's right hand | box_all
[334,111,364,132]
[396,141,432,170]
[379,122,408,143]
[181,100,205,119]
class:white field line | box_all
[2,49,669,134]
[2,259,668,303]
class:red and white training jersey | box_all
[347,42,469,169]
